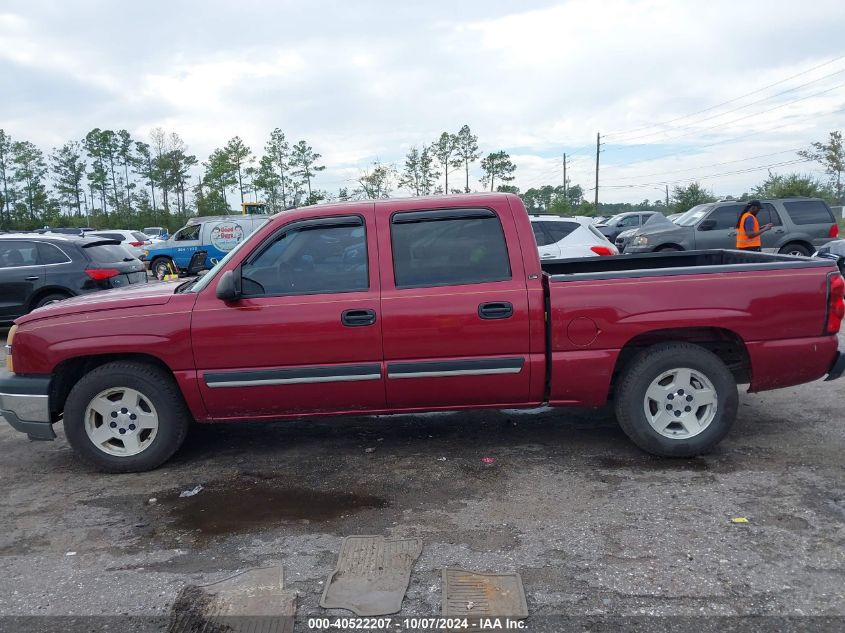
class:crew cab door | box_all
[190,205,385,419]
[0,240,44,320]
[377,203,531,409]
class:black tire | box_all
[32,292,70,310]
[63,361,191,472]
[657,245,682,252]
[151,257,174,278]
[614,342,738,457]
[778,243,812,257]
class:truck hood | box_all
[16,281,183,324]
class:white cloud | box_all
[0,0,843,204]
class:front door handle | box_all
[541,253,555,259]
[25,276,39,281]
[478,302,513,320]
[774,229,785,234]
[341,309,377,327]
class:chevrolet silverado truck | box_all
[2,193,844,472]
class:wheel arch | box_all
[49,353,175,420]
[611,327,750,396]
[777,239,814,255]
[27,286,74,312]
[654,243,685,252]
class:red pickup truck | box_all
[2,193,844,472]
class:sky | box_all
[1,0,844,204]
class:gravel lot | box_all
[1,327,843,630]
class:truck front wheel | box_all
[63,361,191,472]
[615,342,738,457]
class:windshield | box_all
[188,220,269,293]
[674,204,714,226]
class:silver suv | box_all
[623,198,838,256]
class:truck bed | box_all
[542,249,830,281]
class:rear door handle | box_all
[341,309,377,327]
[478,302,513,320]
[541,253,555,259]
[25,276,39,281]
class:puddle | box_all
[160,477,388,536]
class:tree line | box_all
[0,123,519,232]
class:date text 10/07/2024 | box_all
[306,617,527,630]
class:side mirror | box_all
[216,270,241,301]
[698,219,716,231]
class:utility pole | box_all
[665,184,669,209]
[594,132,601,208]
[562,153,567,198]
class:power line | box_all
[607,67,845,145]
[598,158,813,190]
[606,147,804,182]
[607,81,845,150]
[603,53,845,140]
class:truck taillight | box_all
[591,246,617,256]
[825,272,845,335]
[829,224,839,239]
[85,268,120,281]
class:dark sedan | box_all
[0,234,147,323]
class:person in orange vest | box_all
[736,200,772,251]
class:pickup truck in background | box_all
[2,193,843,472]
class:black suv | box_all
[0,234,147,323]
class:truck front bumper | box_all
[0,370,54,440]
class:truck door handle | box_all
[774,229,784,234]
[341,309,377,327]
[478,302,513,320]
[728,231,737,237]
[25,276,40,281]
[541,253,555,259]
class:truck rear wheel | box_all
[63,361,191,472]
[614,342,737,457]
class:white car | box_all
[530,215,619,260]
[87,230,151,260]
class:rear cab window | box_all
[390,208,511,288]
[783,200,835,225]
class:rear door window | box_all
[757,203,782,227]
[542,221,580,243]
[391,209,511,288]
[37,242,71,264]
[783,200,834,225]
[531,223,553,246]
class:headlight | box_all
[632,235,649,246]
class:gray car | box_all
[623,198,839,256]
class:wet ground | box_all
[1,328,844,630]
